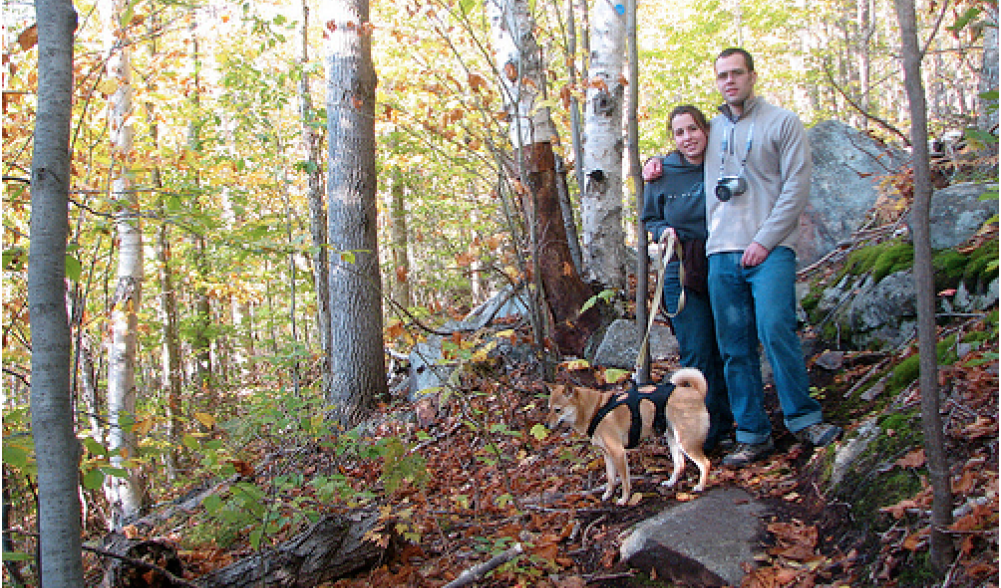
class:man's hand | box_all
[659,227,677,244]
[642,157,664,182]
[741,242,770,267]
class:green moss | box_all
[897,551,938,586]
[872,242,914,282]
[963,330,992,344]
[936,335,959,364]
[801,287,821,316]
[932,249,968,291]
[888,355,921,395]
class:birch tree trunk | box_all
[486,0,602,357]
[29,0,85,583]
[320,0,387,427]
[892,0,955,575]
[580,0,627,290]
[101,0,145,529]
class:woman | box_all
[640,104,733,453]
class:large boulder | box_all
[928,182,999,250]
[801,120,908,267]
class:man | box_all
[703,47,841,466]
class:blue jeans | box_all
[707,247,823,445]
[663,261,733,449]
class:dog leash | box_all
[635,232,686,372]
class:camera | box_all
[715,176,747,202]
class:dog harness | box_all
[586,383,675,449]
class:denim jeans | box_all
[707,247,823,445]
[663,261,734,448]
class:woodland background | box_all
[2,0,998,585]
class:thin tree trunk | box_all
[892,0,955,576]
[300,0,332,397]
[101,0,144,528]
[625,0,648,383]
[389,166,412,309]
[978,8,999,133]
[563,0,585,275]
[186,19,213,391]
[321,0,387,427]
[580,0,627,290]
[29,0,85,583]
[146,15,184,480]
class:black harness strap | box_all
[586,383,675,449]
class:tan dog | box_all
[547,368,711,505]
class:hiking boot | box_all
[794,422,843,447]
[722,437,775,467]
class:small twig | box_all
[442,542,524,588]
[581,514,607,549]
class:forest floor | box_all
[80,314,998,588]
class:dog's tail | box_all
[670,367,708,398]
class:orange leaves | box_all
[322,19,375,37]
[16,24,37,52]
[467,72,489,94]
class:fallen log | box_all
[194,509,389,588]
[97,533,188,588]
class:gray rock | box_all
[830,418,880,488]
[928,182,999,250]
[844,270,918,347]
[619,488,767,586]
[591,318,678,369]
[802,121,908,267]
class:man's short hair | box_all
[717,48,754,72]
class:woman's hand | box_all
[642,157,664,182]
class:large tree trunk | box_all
[485,0,601,357]
[580,0,627,290]
[29,0,85,584]
[101,0,145,529]
[892,0,955,576]
[321,0,387,427]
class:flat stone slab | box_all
[619,488,767,586]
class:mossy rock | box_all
[872,242,914,283]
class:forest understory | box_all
[31,291,993,588]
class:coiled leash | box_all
[635,232,686,373]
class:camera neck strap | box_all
[719,119,754,182]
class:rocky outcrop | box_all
[801,121,908,267]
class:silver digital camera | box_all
[715,176,747,202]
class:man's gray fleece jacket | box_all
[703,96,812,257]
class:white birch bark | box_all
[30,0,85,583]
[101,0,144,528]
[485,0,558,149]
[580,0,627,289]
